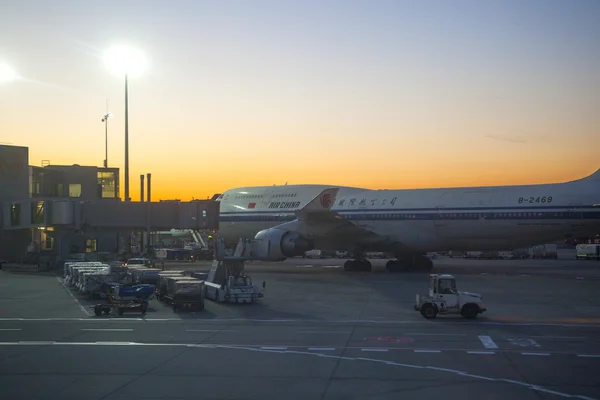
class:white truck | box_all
[575,244,600,260]
[414,274,487,319]
[529,244,558,259]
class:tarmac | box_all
[1,252,599,400]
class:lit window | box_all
[69,184,82,198]
[85,239,97,253]
[97,172,116,198]
[31,201,45,224]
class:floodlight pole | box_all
[103,115,109,168]
[124,73,130,202]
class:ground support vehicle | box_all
[204,238,265,304]
[91,283,155,316]
[414,274,486,319]
[576,244,600,260]
[530,244,558,259]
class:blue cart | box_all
[91,283,155,316]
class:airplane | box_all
[214,168,600,272]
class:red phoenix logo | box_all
[320,193,332,208]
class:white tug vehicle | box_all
[415,274,486,319]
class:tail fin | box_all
[581,168,600,181]
[294,188,339,220]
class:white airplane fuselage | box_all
[216,170,600,254]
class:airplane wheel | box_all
[343,260,355,271]
[344,260,360,271]
[344,260,371,272]
[360,260,372,272]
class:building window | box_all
[10,204,21,226]
[29,168,33,197]
[85,239,97,253]
[31,201,45,224]
[69,184,82,198]
[32,172,42,196]
[41,230,54,250]
[97,171,116,198]
[57,183,64,197]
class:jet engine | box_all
[254,228,313,261]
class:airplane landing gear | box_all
[344,250,372,272]
[344,258,372,271]
[386,254,433,272]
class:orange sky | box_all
[1,1,599,201]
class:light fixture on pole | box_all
[101,110,112,168]
[103,45,147,202]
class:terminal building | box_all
[0,144,219,266]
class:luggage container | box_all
[129,267,161,285]
[162,277,205,312]
[155,271,186,299]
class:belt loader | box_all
[204,238,265,304]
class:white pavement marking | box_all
[467,351,496,355]
[18,341,53,345]
[0,341,597,399]
[81,329,133,332]
[508,339,540,348]
[521,352,551,356]
[577,354,600,358]
[186,330,236,332]
[296,331,352,334]
[308,348,336,351]
[53,342,96,345]
[478,335,499,349]
[0,329,22,331]
[94,341,139,345]
[55,276,91,317]
[361,348,388,352]
[414,350,441,353]
[260,346,287,350]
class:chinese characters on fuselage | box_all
[338,197,397,207]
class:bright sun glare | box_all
[103,45,148,78]
[0,62,19,84]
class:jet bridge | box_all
[1,199,220,231]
